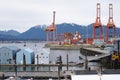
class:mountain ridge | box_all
[0,23,120,41]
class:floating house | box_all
[34,48,50,71]
[16,48,34,71]
[0,46,20,64]
[16,48,34,64]
[35,48,50,64]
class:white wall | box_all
[50,50,80,64]
[35,48,49,64]
[72,74,120,80]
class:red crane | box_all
[46,11,57,42]
[106,4,116,43]
[93,3,103,39]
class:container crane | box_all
[93,3,103,39]
[106,4,116,43]
[46,11,57,43]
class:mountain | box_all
[57,23,86,34]
[0,23,120,41]
[56,23,88,38]
[0,30,20,36]
[18,23,88,40]
[0,34,17,40]
[18,25,46,40]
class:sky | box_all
[0,0,120,33]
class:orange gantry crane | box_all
[93,3,103,39]
[106,4,116,43]
[45,11,57,43]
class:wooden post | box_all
[85,53,88,70]
[23,54,26,71]
[36,55,39,70]
[1,73,4,80]
[67,54,68,70]
[14,60,17,79]
[36,55,39,64]
[58,64,60,80]
[57,56,62,80]
[118,40,120,54]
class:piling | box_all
[66,54,68,70]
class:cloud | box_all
[0,0,119,32]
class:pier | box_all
[80,47,111,61]
[0,64,81,79]
[0,71,62,78]
[46,44,112,62]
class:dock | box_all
[46,43,112,62]
[80,47,111,61]
[0,71,61,78]
[0,64,82,79]
[0,71,73,79]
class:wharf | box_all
[0,71,61,78]
[46,43,112,62]
[0,63,83,67]
[0,71,72,79]
[80,47,111,61]
[1,70,120,79]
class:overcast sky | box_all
[0,0,120,32]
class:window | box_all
[41,53,43,55]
